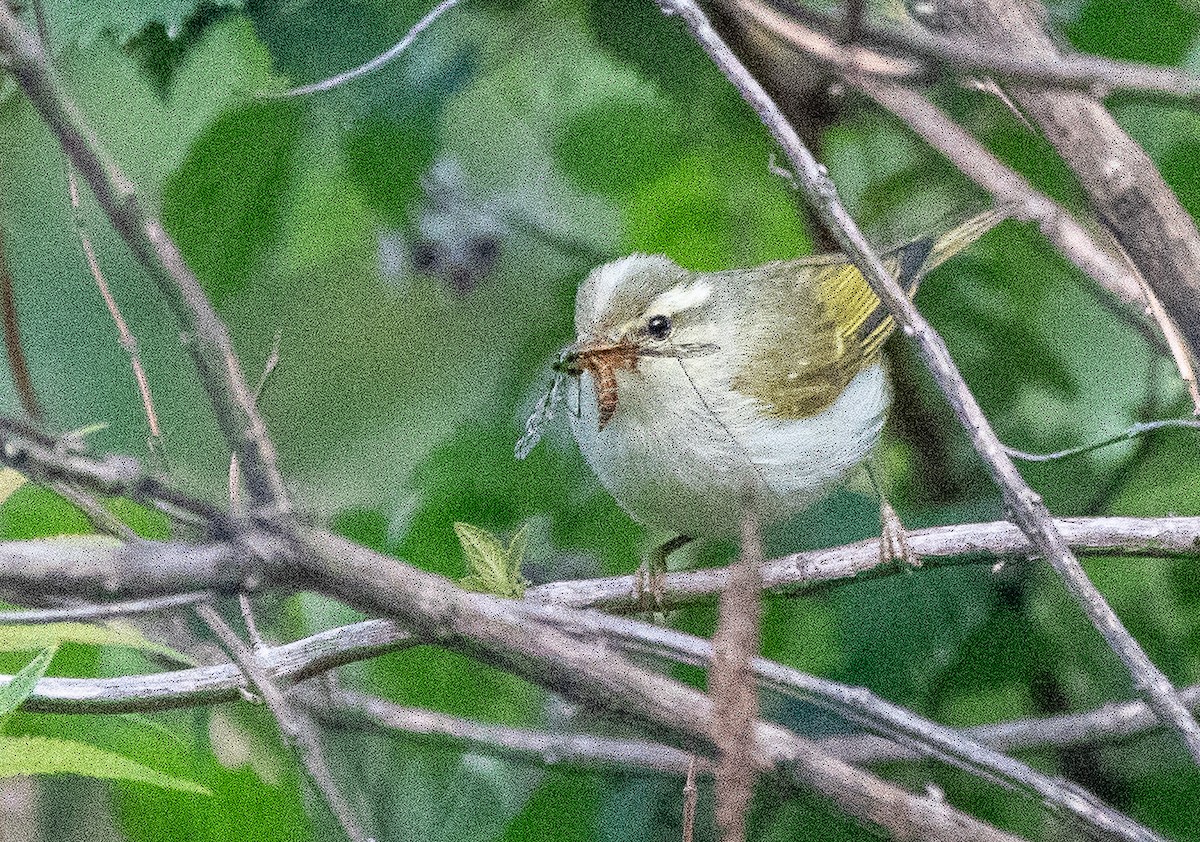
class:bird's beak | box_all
[556,336,629,375]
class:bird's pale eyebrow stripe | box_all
[649,280,712,315]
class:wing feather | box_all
[733,209,1006,420]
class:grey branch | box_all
[0,5,291,522]
[7,582,1165,841]
[13,613,1200,765]
[822,684,1200,765]
[652,0,1200,764]
[526,604,1165,842]
[527,516,1200,611]
[304,684,703,777]
[2,515,1197,610]
[729,0,1200,104]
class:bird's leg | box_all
[637,534,693,617]
[866,463,920,569]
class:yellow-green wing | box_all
[733,209,1006,420]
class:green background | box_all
[1,0,1199,838]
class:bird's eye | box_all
[646,314,672,339]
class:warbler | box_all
[520,210,1006,582]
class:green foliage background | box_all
[1,0,1199,839]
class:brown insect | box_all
[556,341,720,430]
[555,343,642,429]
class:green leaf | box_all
[0,469,27,507]
[0,735,211,795]
[454,521,530,598]
[40,0,245,47]
[554,98,685,197]
[0,647,56,718]
[0,621,193,666]
[162,99,301,304]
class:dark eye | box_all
[646,314,672,339]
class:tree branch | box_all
[654,0,1200,765]
[927,0,1200,361]
[304,683,703,777]
[730,0,1200,105]
[0,5,291,522]
[13,612,1200,768]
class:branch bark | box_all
[654,0,1200,764]
[926,0,1200,360]
[0,5,291,522]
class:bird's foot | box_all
[879,497,920,569]
[635,534,692,620]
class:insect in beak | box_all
[556,339,642,430]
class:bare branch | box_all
[13,611,1200,769]
[305,684,703,777]
[1,513,1198,615]
[654,0,1200,765]
[528,516,1200,611]
[196,604,369,842]
[0,6,291,522]
[711,514,764,842]
[729,0,1200,105]
[823,684,1200,764]
[266,0,464,98]
[529,604,1164,842]
[0,592,212,625]
[68,170,165,455]
[0,417,231,530]
[0,219,44,422]
[927,0,1200,362]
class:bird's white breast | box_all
[567,356,890,538]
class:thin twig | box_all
[67,176,165,454]
[682,754,699,841]
[0,591,212,624]
[710,514,764,842]
[0,6,292,522]
[0,221,44,422]
[305,683,705,778]
[265,0,464,98]
[822,685,1200,765]
[196,604,370,842]
[654,0,1200,765]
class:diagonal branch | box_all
[927,0,1200,361]
[196,604,369,842]
[0,5,291,522]
[653,0,1200,765]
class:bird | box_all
[525,210,1006,603]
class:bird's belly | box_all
[568,364,890,537]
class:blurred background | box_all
[1,0,1199,838]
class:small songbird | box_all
[522,210,1006,591]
